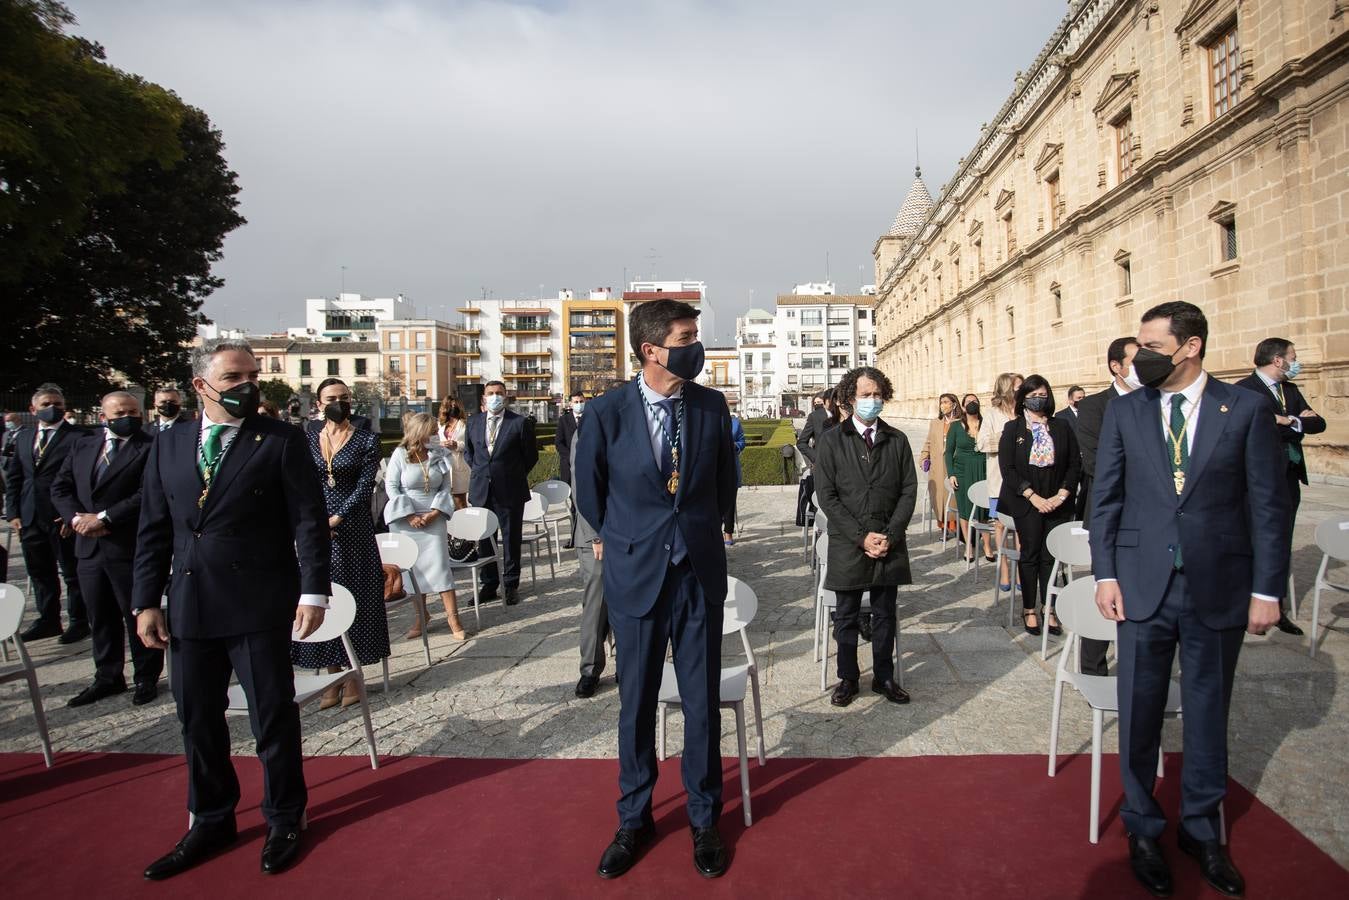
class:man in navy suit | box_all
[463,380,538,605]
[1235,337,1326,636]
[575,299,737,880]
[132,339,331,880]
[51,391,162,707]
[4,384,90,643]
[1090,302,1287,898]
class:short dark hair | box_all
[1067,385,1084,397]
[835,366,894,409]
[1014,374,1056,418]
[604,380,627,394]
[1254,337,1293,367]
[629,299,699,356]
[483,379,506,392]
[570,390,586,401]
[1141,301,1208,358]
[315,378,347,397]
[1106,336,1138,374]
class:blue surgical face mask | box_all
[1284,359,1302,380]
[854,397,883,422]
[485,394,506,413]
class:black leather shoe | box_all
[20,621,62,642]
[575,675,598,698]
[477,587,498,605]
[563,540,575,549]
[691,825,728,878]
[871,678,911,704]
[830,679,859,707]
[133,682,159,705]
[260,827,303,875]
[504,587,520,606]
[1178,826,1244,897]
[68,680,127,707]
[58,621,91,644]
[143,822,238,880]
[1275,614,1304,636]
[597,823,654,879]
[859,615,872,642]
[1127,834,1173,898]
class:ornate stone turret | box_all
[874,166,934,286]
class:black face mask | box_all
[1131,346,1183,389]
[156,401,181,418]
[204,380,260,418]
[656,341,706,382]
[1024,396,1051,414]
[36,406,65,424]
[324,401,352,423]
[106,416,142,438]
[964,401,980,416]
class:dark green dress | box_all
[944,420,987,522]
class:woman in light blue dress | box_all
[385,413,469,640]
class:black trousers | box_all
[19,518,86,627]
[834,586,898,683]
[77,557,163,686]
[479,493,524,591]
[171,627,306,830]
[722,494,737,536]
[1283,467,1301,615]
[1012,506,1073,612]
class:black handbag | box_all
[448,537,479,564]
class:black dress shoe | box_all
[563,540,575,549]
[575,675,599,698]
[58,621,91,644]
[68,680,128,707]
[1275,614,1304,636]
[144,822,238,880]
[1178,826,1245,898]
[691,825,728,878]
[504,587,520,606]
[260,827,303,875]
[859,615,872,642]
[1127,833,1173,898]
[871,678,911,704]
[830,679,859,707]
[597,824,654,879]
[133,682,159,706]
[477,587,499,605]
[20,621,62,642]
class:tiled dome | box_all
[888,166,934,238]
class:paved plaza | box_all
[2,419,1346,866]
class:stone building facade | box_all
[873,0,1349,475]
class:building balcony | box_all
[454,327,481,337]
[503,370,552,379]
[502,350,550,357]
[515,392,555,401]
[501,326,551,335]
[455,350,481,358]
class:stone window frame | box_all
[1176,1,1249,127]
[1005,306,1016,341]
[1093,70,1140,187]
[1049,280,1064,327]
[968,218,984,278]
[1208,200,1240,276]
[995,189,1016,260]
[1114,249,1134,302]
[1033,142,1065,233]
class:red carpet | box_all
[0,751,1344,898]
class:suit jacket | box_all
[574,378,736,617]
[796,406,832,464]
[3,423,91,526]
[1088,376,1288,630]
[1075,386,1116,483]
[1054,406,1080,431]
[555,410,579,484]
[131,415,331,639]
[996,415,1082,517]
[51,430,153,561]
[463,409,538,508]
[1233,373,1325,485]
[144,416,190,439]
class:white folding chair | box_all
[919,480,932,537]
[1308,515,1349,657]
[1042,521,1092,660]
[658,576,764,827]
[940,488,959,554]
[810,507,829,574]
[534,479,572,565]
[447,507,501,625]
[227,584,378,769]
[994,512,1022,626]
[520,491,557,587]
[375,532,431,692]
[965,480,996,576]
[0,583,53,767]
[814,535,896,692]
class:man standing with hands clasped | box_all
[1090,302,1287,899]
[132,339,332,880]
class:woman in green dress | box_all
[944,398,992,562]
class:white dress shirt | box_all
[638,374,683,468]
[1255,369,1302,432]
[851,414,880,438]
[89,429,127,523]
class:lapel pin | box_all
[255,434,263,441]
[1219,405,1229,413]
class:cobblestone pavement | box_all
[2,419,1346,865]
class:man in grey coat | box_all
[571,381,622,698]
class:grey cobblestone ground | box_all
[2,419,1345,864]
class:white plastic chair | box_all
[657,576,764,827]
[1308,515,1349,657]
[814,534,897,693]
[520,491,557,587]
[940,488,959,554]
[993,512,1022,625]
[534,479,572,564]
[446,507,502,626]
[229,584,379,769]
[965,480,996,576]
[0,583,53,767]
[376,532,431,692]
[810,506,829,574]
[1042,521,1092,660]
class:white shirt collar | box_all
[1254,368,1280,389]
[1160,371,1207,407]
[638,373,682,405]
[1112,381,1129,397]
[39,419,64,432]
[851,415,879,436]
[201,410,242,431]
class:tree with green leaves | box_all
[259,379,295,410]
[0,0,244,397]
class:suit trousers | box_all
[609,559,723,830]
[20,518,86,627]
[834,586,898,682]
[1283,468,1301,615]
[77,557,163,686]
[1116,571,1244,841]
[171,627,307,830]
[576,542,609,678]
[478,492,524,591]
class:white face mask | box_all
[485,394,506,413]
[1121,364,1143,391]
[571,402,584,416]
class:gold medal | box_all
[1173,470,1185,495]
[667,470,679,495]
[198,487,210,508]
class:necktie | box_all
[37,429,52,457]
[1168,395,1188,570]
[199,424,226,480]
[97,437,119,482]
[656,399,676,479]
[487,416,501,454]
[1275,384,1303,466]
[863,426,874,450]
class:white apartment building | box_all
[305,293,415,340]
[454,293,566,421]
[702,346,740,412]
[735,308,778,418]
[622,280,706,369]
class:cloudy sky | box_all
[73,0,1067,343]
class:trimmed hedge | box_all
[528,447,561,487]
[740,418,799,486]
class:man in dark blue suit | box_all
[463,380,538,605]
[575,299,737,880]
[51,391,162,707]
[131,339,332,880]
[1090,302,1288,899]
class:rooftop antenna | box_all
[645,248,661,281]
[340,265,347,296]
[825,251,830,283]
